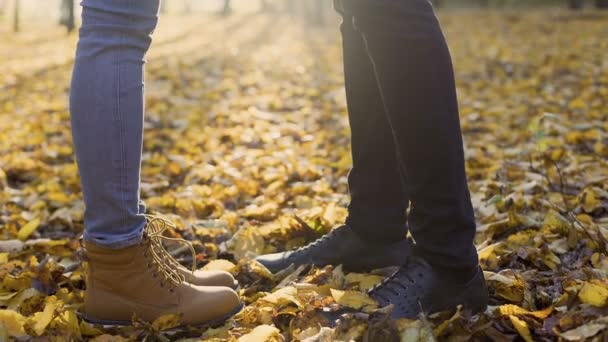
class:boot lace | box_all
[142,215,197,290]
[368,258,421,302]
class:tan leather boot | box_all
[82,220,242,327]
[145,216,238,289]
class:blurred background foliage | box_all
[0,0,607,34]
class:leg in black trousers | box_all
[339,0,488,318]
[339,4,410,245]
[341,0,477,272]
[256,1,488,317]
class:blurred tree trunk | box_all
[13,0,20,32]
[285,0,295,14]
[183,0,193,15]
[569,0,584,9]
[222,0,232,16]
[306,0,324,25]
[260,0,271,12]
[60,0,76,33]
[596,0,608,8]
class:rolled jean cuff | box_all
[82,221,145,249]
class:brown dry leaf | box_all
[151,313,182,331]
[559,317,608,341]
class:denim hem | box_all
[82,224,144,249]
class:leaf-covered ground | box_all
[1,9,608,342]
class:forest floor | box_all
[0,8,608,342]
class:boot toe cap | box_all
[192,270,238,289]
[255,252,292,273]
[184,286,242,325]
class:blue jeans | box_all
[70,0,160,248]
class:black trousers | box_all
[336,0,478,270]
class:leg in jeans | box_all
[71,0,242,325]
[338,3,410,244]
[70,0,159,248]
[348,0,478,272]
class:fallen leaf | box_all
[509,315,533,342]
[578,281,608,307]
[238,324,280,342]
[330,289,378,312]
[261,286,302,308]
[559,317,608,341]
[0,310,27,337]
[152,313,182,331]
[17,218,41,241]
[202,259,237,272]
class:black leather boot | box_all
[255,225,412,273]
[368,256,488,319]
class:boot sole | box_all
[79,302,244,331]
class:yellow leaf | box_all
[229,227,265,261]
[344,273,384,291]
[79,320,103,337]
[17,218,41,241]
[261,286,302,308]
[330,289,378,312]
[543,210,570,233]
[237,325,280,342]
[498,304,553,319]
[0,253,8,263]
[478,242,506,270]
[241,203,278,221]
[581,188,601,213]
[578,282,608,307]
[568,98,586,109]
[0,309,27,337]
[485,271,526,302]
[89,334,131,342]
[202,259,236,272]
[54,310,81,339]
[152,313,182,331]
[395,319,434,342]
[29,296,61,336]
[509,315,533,342]
[47,191,72,205]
